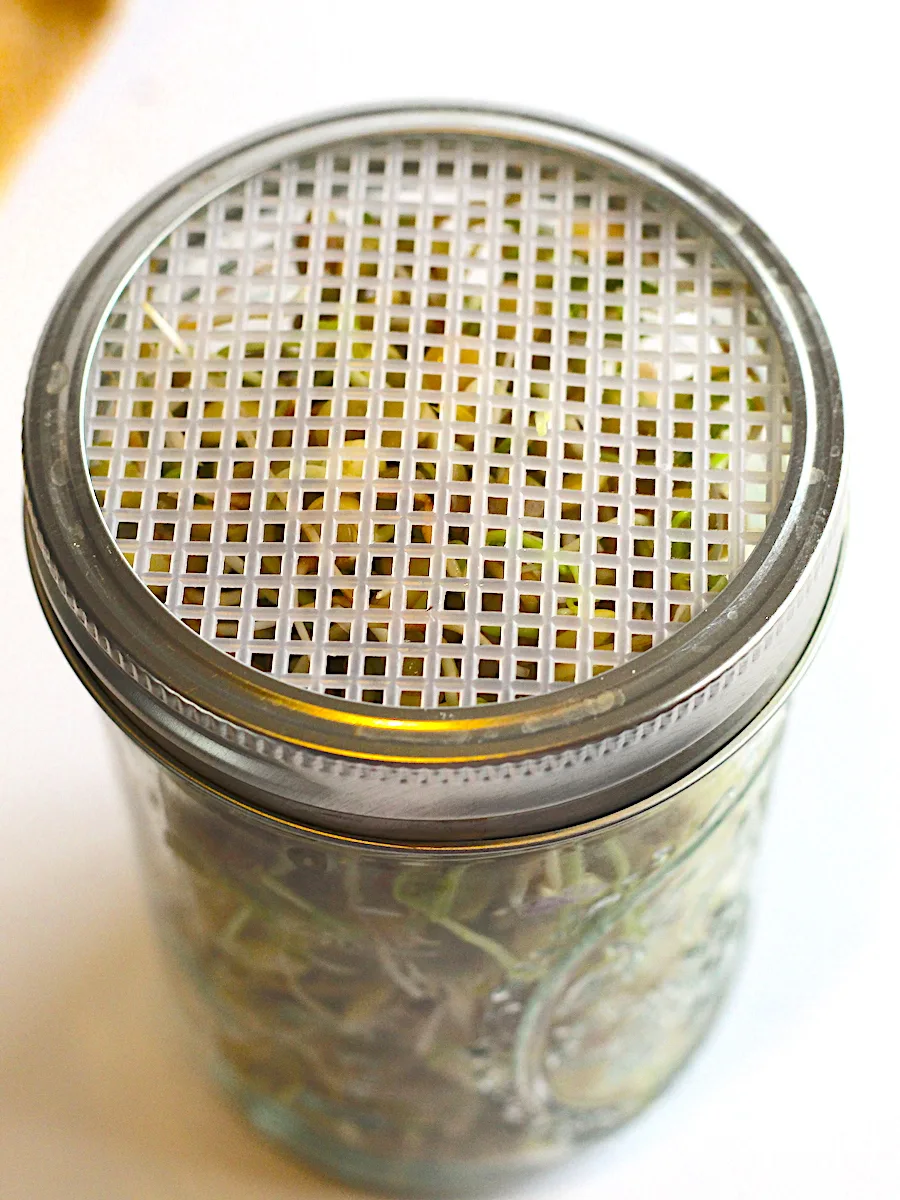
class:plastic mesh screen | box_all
[83,134,792,708]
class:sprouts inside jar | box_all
[118,706,785,1187]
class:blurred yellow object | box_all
[0,0,113,183]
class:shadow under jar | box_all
[24,106,844,1195]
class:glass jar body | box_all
[113,708,787,1194]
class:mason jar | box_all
[23,105,844,1194]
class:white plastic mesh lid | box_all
[83,133,792,710]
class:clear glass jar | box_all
[23,106,844,1195]
[114,704,785,1194]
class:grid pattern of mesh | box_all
[83,134,792,709]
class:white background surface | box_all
[1,2,897,1197]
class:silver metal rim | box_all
[23,104,844,839]
[27,511,844,852]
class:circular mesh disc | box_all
[83,133,792,709]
